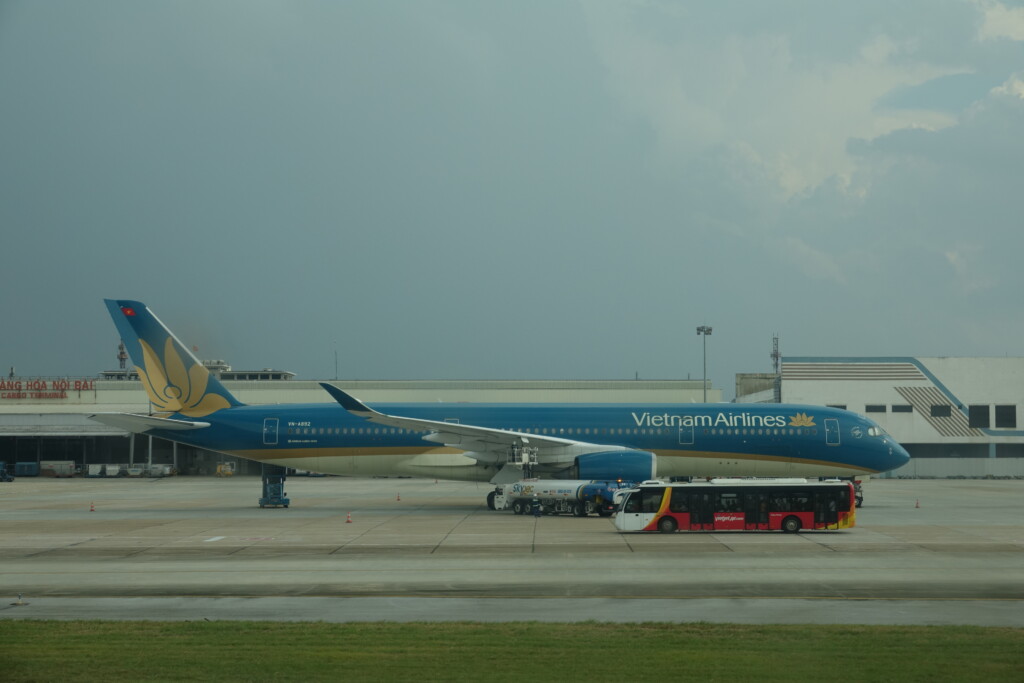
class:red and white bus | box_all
[614,479,856,533]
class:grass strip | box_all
[1,621,1021,682]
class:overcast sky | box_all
[2,1,1023,398]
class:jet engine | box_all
[575,450,655,481]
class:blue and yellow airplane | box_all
[90,300,910,506]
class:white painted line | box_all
[203,536,225,543]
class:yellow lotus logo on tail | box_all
[136,337,231,417]
[789,412,816,427]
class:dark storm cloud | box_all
[2,1,1022,395]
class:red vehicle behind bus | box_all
[614,479,856,533]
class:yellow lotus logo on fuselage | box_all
[789,412,816,427]
[136,337,230,417]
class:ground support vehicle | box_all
[258,464,290,508]
[0,463,13,482]
[491,479,633,517]
[615,478,856,533]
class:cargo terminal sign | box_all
[1,378,96,399]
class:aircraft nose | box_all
[888,440,911,470]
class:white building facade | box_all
[780,357,1024,478]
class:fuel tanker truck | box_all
[491,479,633,517]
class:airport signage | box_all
[0,378,95,399]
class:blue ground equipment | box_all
[259,464,290,508]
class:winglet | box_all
[319,383,376,418]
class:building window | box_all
[892,405,913,413]
[865,405,886,413]
[968,405,990,429]
[931,404,952,417]
[995,405,1017,429]
[827,404,847,410]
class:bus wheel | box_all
[657,517,678,534]
[486,491,496,510]
[782,516,801,533]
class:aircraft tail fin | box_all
[104,299,243,416]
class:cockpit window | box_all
[868,426,886,437]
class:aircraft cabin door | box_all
[825,418,840,446]
[263,418,279,446]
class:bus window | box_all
[622,492,642,514]
[641,488,665,513]
[769,493,790,512]
[669,489,689,513]
[791,491,813,512]
[716,492,741,512]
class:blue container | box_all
[15,462,39,477]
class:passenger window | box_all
[716,493,740,512]
[669,490,689,513]
[641,489,664,513]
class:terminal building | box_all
[737,357,1024,478]
[3,355,1023,479]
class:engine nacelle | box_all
[575,450,655,481]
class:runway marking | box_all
[203,537,225,542]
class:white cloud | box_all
[991,72,1024,98]
[945,245,995,293]
[582,4,963,199]
[974,0,1024,41]
[782,237,847,285]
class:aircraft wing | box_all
[319,383,579,455]
[89,413,211,434]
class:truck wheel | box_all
[657,516,678,534]
[782,516,801,533]
[597,509,613,518]
[486,491,496,510]
[512,500,526,515]
[573,502,587,517]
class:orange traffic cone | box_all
[396,492,401,501]
[915,499,920,508]
[90,502,95,512]
[346,512,352,523]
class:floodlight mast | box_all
[696,325,712,402]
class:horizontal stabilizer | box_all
[89,413,211,434]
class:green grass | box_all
[1,621,1021,682]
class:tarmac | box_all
[0,475,1021,625]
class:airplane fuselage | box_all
[149,401,907,481]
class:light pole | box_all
[696,325,712,402]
